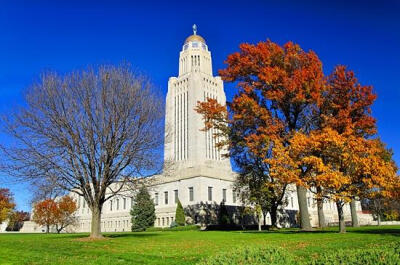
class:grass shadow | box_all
[104,232,162,239]
[349,227,400,236]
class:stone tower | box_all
[164,25,232,180]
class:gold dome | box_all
[184,34,206,44]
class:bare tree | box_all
[0,64,164,238]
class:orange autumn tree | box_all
[0,188,15,224]
[291,129,397,233]
[33,195,78,233]
[290,65,399,232]
[54,195,78,233]
[197,40,324,230]
[33,198,58,233]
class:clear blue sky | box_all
[1,0,399,211]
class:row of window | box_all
[77,187,238,213]
[183,42,207,50]
[109,197,133,212]
[154,187,235,205]
[174,78,188,87]
[203,77,218,87]
[174,91,189,161]
[157,216,174,227]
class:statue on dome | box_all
[193,24,197,35]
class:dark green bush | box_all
[169,224,199,231]
[175,199,185,226]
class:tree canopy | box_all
[197,40,400,233]
[1,64,164,238]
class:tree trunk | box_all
[257,213,262,231]
[263,213,267,226]
[377,214,381,226]
[46,224,49,233]
[350,199,359,227]
[270,205,278,228]
[317,198,326,228]
[90,206,103,238]
[336,201,346,233]
[297,186,312,230]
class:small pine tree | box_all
[218,201,231,226]
[175,199,185,226]
[130,186,156,231]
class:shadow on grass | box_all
[239,226,400,236]
[350,227,400,236]
[104,232,162,239]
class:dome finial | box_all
[193,24,197,35]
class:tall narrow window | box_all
[123,198,126,210]
[155,193,159,206]
[116,199,119,210]
[164,191,169,205]
[110,200,112,211]
[174,190,178,204]
[189,187,194,202]
[222,189,227,202]
[233,191,237,203]
[291,197,294,208]
[131,197,134,208]
[208,187,213,201]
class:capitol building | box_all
[22,26,372,233]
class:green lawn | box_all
[0,226,399,265]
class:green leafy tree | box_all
[130,186,156,231]
[175,199,185,226]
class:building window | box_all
[208,187,213,201]
[164,191,168,205]
[131,197,134,208]
[192,42,198,48]
[110,200,112,211]
[174,190,178,203]
[116,199,119,210]
[233,191,237,203]
[166,217,169,226]
[162,218,165,226]
[291,197,294,208]
[123,198,126,210]
[222,189,227,202]
[189,187,194,201]
[155,193,159,206]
